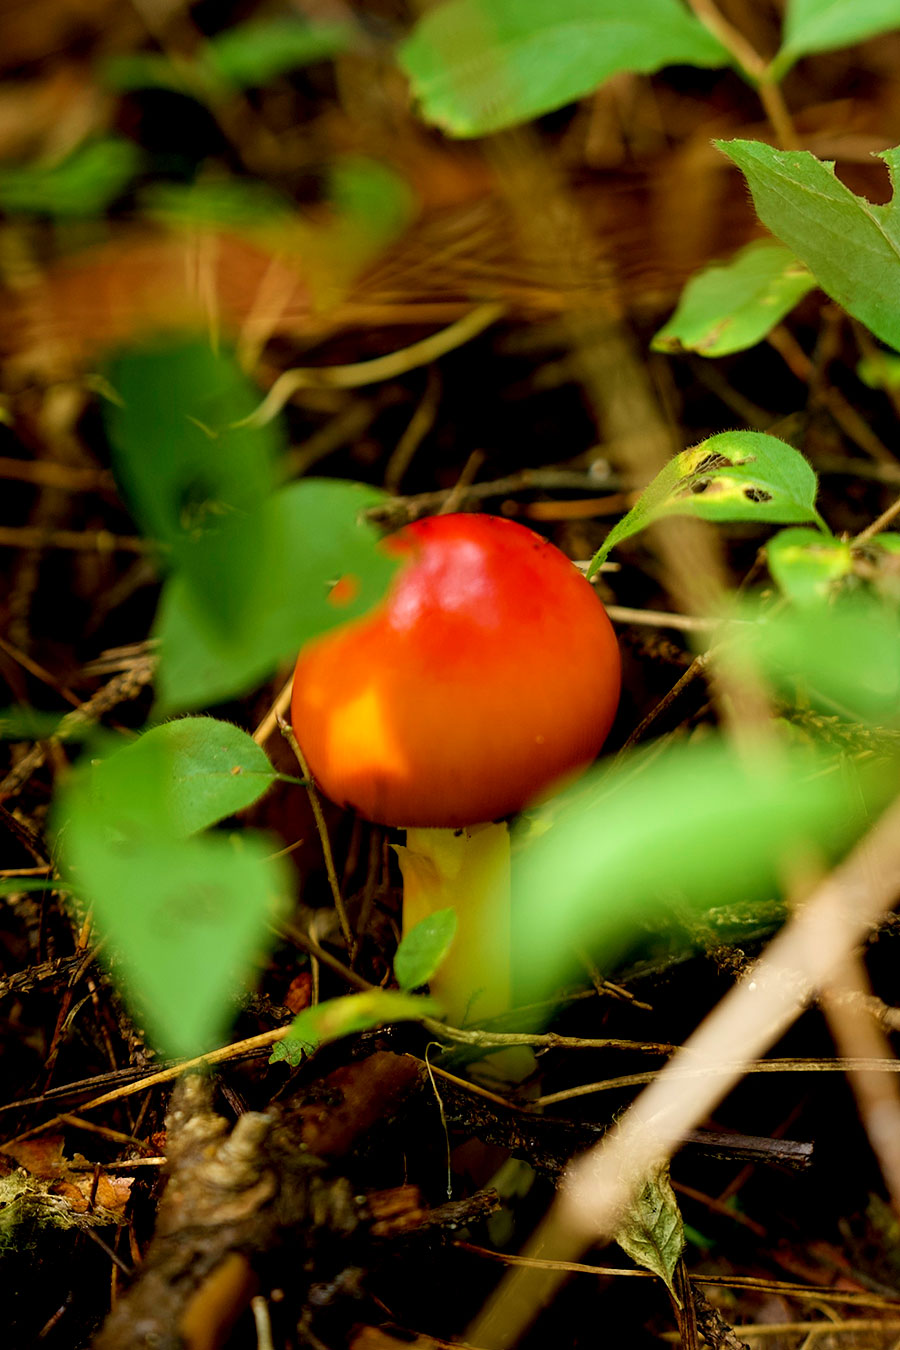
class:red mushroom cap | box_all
[291,512,620,828]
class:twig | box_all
[422,1019,675,1054]
[252,675,293,747]
[385,367,441,494]
[533,1055,900,1108]
[684,0,798,149]
[439,449,486,515]
[0,658,156,801]
[0,526,147,553]
[606,606,718,633]
[854,492,900,546]
[821,953,900,1214]
[0,456,114,493]
[240,303,506,427]
[618,654,709,752]
[276,715,355,958]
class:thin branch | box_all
[684,0,798,149]
[277,715,356,958]
[239,303,506,427]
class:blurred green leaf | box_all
[857,352,900,390]
[514,735,885,1003]
[101,52,208,97]
[328,157,416,250]
[395,908,458,991]
[773,0,900,77]
[143,179,293,230]
[0,138,141,217]
[104,341,282,639]
[204,18,351,89]
[0,708,68,740]
[154,479,397,714]
[652,241,816,357]
[399,0,729,138]
[728,596,900,724]
[271,990,439,1065]
[717,140,900,354]
[615,1164,684,1295]
[589,432,825,572]
[100,718,277,836]
[56,745,289,1057]
[766,527,852,605]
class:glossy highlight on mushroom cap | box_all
[291,512,621,828]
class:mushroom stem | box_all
[395,822,534,1082]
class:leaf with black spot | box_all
[588,431,827,573]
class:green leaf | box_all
[0,138,141,217]
[327,157,416,252]
[101,718,277,836]
[154,479,396,714]
[514,735,885,1003]
[728,595,900,724]
[0,708,68,740]
[101,52,208,97]
[204,18,351,89]
[615,1164,685,1296]
[395,908,458,991]
[270,990,440,1065]
[766,527,852,605]
[717,139,900,354]
[142,179,294,231]
[398,0,729,138]
[104,340,282,639]
[774,0,900,77]
[857,352,900,390]
[56,747,289,1058]
[589,431,825,572]
[652,241,816,357]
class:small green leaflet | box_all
[766,527,852,605]
[104,21,351,100]
[717,140,900,354]
[395,908,458,991]
[615,1164,685,1297]
[270,990,440,1066]
[398,0,729,138]
[154,479,397,714]
[652,241,816,357]
[588,431,825,573]
[0,137,141,217]
[858,352,900,390]
[56,742,289,1057]
[204,18,351,89]
[513,735,884,1004]
[93,719,278,837]
[772,0,900,78]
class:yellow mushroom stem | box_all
[395,821,535,1083]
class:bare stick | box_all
[240,303,506,427]
[277,715,356,958]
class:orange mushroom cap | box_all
[291,513,621,828]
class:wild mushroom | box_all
[291,512,620,1049]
